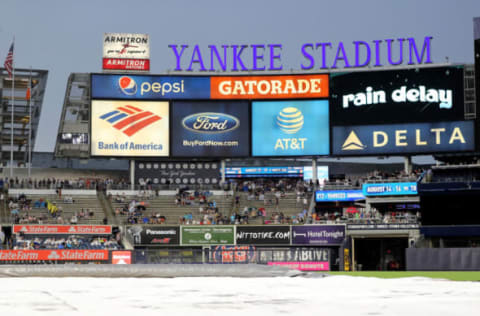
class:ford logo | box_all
[182,112,240,134]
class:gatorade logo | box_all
[342,131,367,150]
[99,105,162,137]
[118,76,137,95]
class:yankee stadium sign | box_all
[168,36,433,71]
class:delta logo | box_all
[342,131,367,150]
[118,76,137,95]
[99,105,162,136]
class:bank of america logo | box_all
[342,131,366,150]
[99,105,162,137]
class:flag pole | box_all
[28,67,32,178]
[9,46,14,178]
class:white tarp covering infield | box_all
[0,276,479,316]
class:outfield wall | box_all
[406,248,480,271]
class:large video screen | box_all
[171,101,249,157]
[91,100,169,157]
[330,66,464,125]
[332,120,475,156]
[251,100,329,156]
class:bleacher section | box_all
[110,191,234,225]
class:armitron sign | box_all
[103,33,150,71]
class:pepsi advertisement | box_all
[332,120,475,156]
[251,100,329,156]
[171,101,250,157]
[330,66,464,125]
[362,182,418,196]
[91,74,210,100]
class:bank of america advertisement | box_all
[252,100,329,156]
[91,100,169,156]
[171,101,249,157]
[332,120,475,156]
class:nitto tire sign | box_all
[236,226,291,245]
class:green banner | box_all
[181,226,234,245]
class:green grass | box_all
[328,271,480,281]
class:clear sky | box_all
[1,0,479,156]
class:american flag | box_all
[4,42,14,78]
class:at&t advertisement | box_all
[251,100,329,156]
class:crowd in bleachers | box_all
[13,234,122,250]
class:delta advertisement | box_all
[91,100,169,157]
[91,74,210,100]
[330,66,464,125]
[332,120,475,156]
[181,226,234,245]
[251,100,329,156]
[292,225,346,245]
[171,101,250,157]
[258,247,330,271]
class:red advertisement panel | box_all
[103,58,150,71]
[112,251,132,264]
[13,225,112,235]
[210,74,329,99]
[0,250,109,261]
[268,261,330,271]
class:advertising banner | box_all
[251,100,330,156]
[13,225,112,235]
[103,33,150,59]
[91,100,169,157]
[91,74,210,100]
[171,101,250,157]
[315,190,364,202]
[236,226,291,245]
[135,161,220,186]
[127,226,180,245]
[330,66,464,125]
[292,225,345,245]
[181,226,234,245]
[332,120,475,156]
[102,58,150,71]
[267,261,329,271]
[225,166,304,178]
[362,182,418,196]
[112,251,132,264]
[210,74,329,99]
[257,247,330,271]
[0,250,109,261]
[210,245,256,263]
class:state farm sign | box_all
[0,250,109,261]
[13,225,112,235]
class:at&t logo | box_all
[274,106,307,151]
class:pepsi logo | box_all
[276,107,304,134]
[118,76,137,95]
[182,112,239,134]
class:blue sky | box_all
[1,0,479,161]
